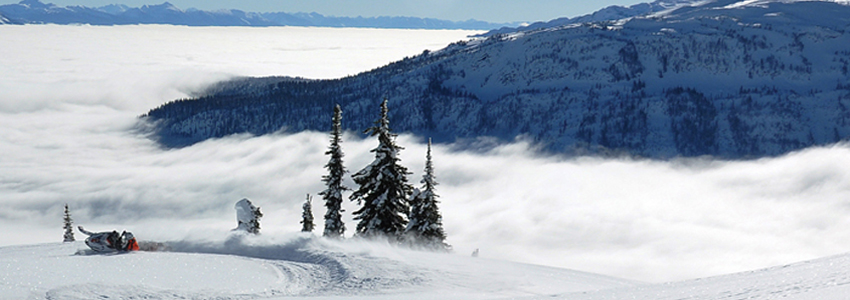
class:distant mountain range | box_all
[142,0,850,159]
[484,0,850,36]
[480,0,698,36]
[0,0,518,29]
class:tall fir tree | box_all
[301,194,315,232]
[321,104,348,238]
[350,98,412,239]
[62,203,75,242]
[405,138,449,250]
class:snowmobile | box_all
[78,226,140,252]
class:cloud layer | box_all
[2,24,849,283]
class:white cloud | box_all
[2,24,850,283]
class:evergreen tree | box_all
[350,98,412,239]
[62,203,75,242]
[301,194,315,232]
[321,104,348,238]
[234,198,262,234]
[405,138,449,250]
[251,205,262,234]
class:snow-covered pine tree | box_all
[62,203,75,242]
[301,194,315,232]
[405,138,449,250]
[234,198,262,234]
[350,98,412,240]
[321,104,348,238]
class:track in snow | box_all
[0,233,635,299]
[5,234,850,299]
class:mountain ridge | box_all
[480,0,699,37]
[0,0,515,29]
[142,0,850,159]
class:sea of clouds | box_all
[2,24,850,283]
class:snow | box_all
[0,234,636,299]
[542,252,850,300]
[234,198,260,233]
[4,234,850,299]
[723,0,850,9]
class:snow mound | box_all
[0,233,636,299]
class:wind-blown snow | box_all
[0,234,636,299]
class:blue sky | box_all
[2,0,647,23]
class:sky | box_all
[3,24,850,283]
[0,0,647,23]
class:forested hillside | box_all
[144,0,850,158]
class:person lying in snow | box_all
[78,226,140,252]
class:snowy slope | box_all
[549,252,850,300]
[4,235,850,300]
[0,234,636,299]
[481,0,700,36]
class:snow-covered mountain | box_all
[143,0,850,159]
[94,3,129,15]
[0,0,513,29]
[481,0,700,36]
[3,235,850,299]
[0,0,116,24]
